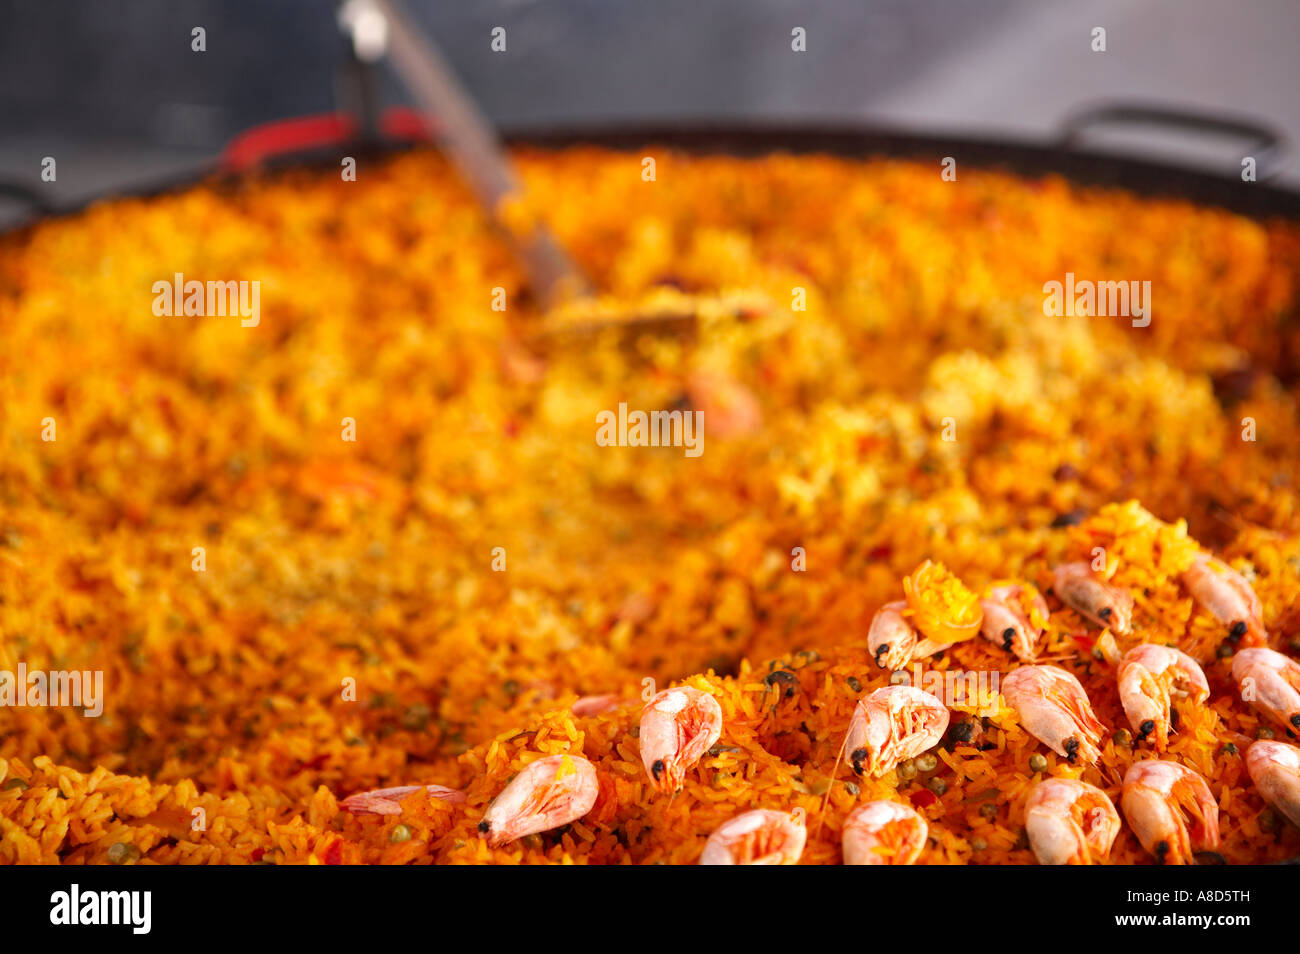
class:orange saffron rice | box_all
[1,147,1300,864]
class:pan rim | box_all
[5,118,1300,237]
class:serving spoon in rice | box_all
[341,0,742,346]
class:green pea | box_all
[402,704,431,731]
[1029,754,1048,773]
[107,842,141,865]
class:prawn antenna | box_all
[815,730,850,840]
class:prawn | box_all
[1231,647,1300,736]
[571,694,623,717]
[1117,644,1210,751]
[1182,553,1267,647]
[639,687,724,792]
[1120,759,1220,864]
[979,583,1050,662]
[1245,739,1300,829]
[699,808,805,865]
[340,783,466,816]
[867,601,918,672]
[1052,562,1133,635]
[1002,664,1106,764]
[841,800,928,865]
[843,685,949,779]
[478,754,599,848]
[1024,777,1120,865]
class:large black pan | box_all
[2,103,1298,862]
[2,101,1299,229]
[501,104,1300,220]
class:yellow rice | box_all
[1,147,1299,864]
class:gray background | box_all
[2,0,1298,226]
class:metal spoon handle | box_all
[363,0,588,305]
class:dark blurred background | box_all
[2,0,1298,226]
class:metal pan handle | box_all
[1060,102,1287,181]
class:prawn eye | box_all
[850,748,869,775]
[1291,714,1300,728]
[1001,628,1015,649]
[1155,840,1170,862]
[478,821,490,833]
[1229,621,1247,640]
[651,759,666,780]
[1063,738,1080,762]
[1139,720,1155,738]
[1098,607,1113,620]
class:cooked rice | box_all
[2,147,1299,864]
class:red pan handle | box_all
[219,107,435,173]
